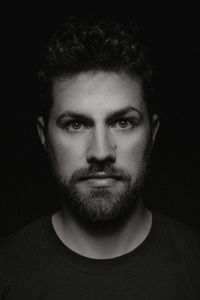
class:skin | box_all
[37,71,160,259]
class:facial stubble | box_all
[52,152,151,225]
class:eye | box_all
[71,121,82,130]
[65,120,90,132]
[118,120,129,128]
[111,119,134,130]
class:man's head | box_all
[37,18,160,224]
[38,17,155,122]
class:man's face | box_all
[38,71,159,223]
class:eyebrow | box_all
[56,106,142,125]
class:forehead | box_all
[51,71,147,118]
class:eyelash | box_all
[63,118,137,133]
[111,119,136,129]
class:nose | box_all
[86,127,116,163]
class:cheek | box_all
[47,130,87,174]
[115,130,151,169]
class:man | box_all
[0,17,200,299]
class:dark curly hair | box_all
[38,17,154,121]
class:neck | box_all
[52,200,152,259]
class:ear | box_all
[37,116,47,150]
[151,114,160,144]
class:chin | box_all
[64,182,141,226]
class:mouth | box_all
[79,173,123,180]
[79,173,123,188]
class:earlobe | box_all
[37,116,47,150]
[151,114,160,144]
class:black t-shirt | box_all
[0,211,200,299]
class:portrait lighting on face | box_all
[1,14,199,300]
[38,70,159,224]
[37,17,159,225]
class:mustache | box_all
[70,165,131,182]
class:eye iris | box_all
[119,120,128,128]
[72,121,81,130]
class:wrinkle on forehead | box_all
[52,71,147,118]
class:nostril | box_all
[86,144,116,163]
[86,130,116,163]
[87,154,116,165]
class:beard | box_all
[51,154,151,225]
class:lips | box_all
[79,172,123,180]
[84,178,118,188]
[79,173,122,188]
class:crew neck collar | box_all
[41,210,162,273]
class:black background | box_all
[0,1,200,237]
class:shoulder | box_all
[154,211,200,297]
[157,212,200,251]
[0,217,44,250]
[0,217,46,278]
